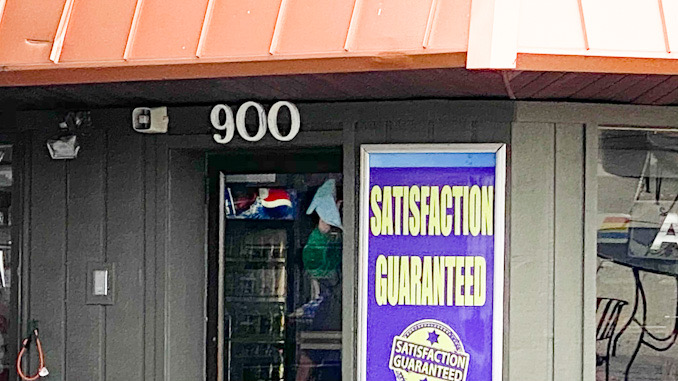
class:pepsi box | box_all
[224,186,297,220]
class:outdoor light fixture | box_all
[132,106,168,133]
[46,111,89,160]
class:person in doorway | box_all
[296,179,342,381]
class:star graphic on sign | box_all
[421,378,428,381]
[427,330,439,345]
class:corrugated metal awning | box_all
[468,0,678,73]
[1,0,678,86]
[0,0,470,85]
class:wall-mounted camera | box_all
[132,107,168,134]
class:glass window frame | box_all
[205,147,344,381]
[0,133,19,381]
[594,125,678,381]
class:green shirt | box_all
[303,228,342,279]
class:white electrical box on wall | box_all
[86,262,115,305]
[93,270,108,296]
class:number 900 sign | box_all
[211,101,300,144]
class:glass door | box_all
[219,181,291,381]
[209,149,343,381]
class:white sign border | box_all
[357,143,506,381]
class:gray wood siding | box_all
[350,115,588,381]
[15,100,603,381]
[105,132,146,381]
[510,122,555,381]
[553,124,585,381]
[509,122,587,381]
[19,110,151,381]
[65,125,106,381]
[164,149,206,380]
[28,120,67,380]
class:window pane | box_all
[218,173,342,381]
[597,129,678,380]
[0,145,11,381]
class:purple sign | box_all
[359,146,505,381]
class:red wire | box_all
[16,333,45,381]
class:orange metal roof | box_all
[1,0,678,86]
[0,0,470,85]
[468,0,678,73]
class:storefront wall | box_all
[14,99,672,381]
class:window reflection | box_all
[0,145,11,381]
[597,129,678,380]
[219,173,342,381]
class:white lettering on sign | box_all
[211,101,300,144]
[651,212,678,250]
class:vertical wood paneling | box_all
[65,127,106,381]
[385,120,435,142]
[13,101,604,381]
[582,123,598,381]
[342,122,357,381]
[553,123,584,381]
[432,120,512,143]
[21,111,153,381]
[28,129,67,378]
[144,137,157,381]
[432,120,476,141]
[472,121,512,143]
[356,122,389,144]
[15,131,30,381]
[154,139,169,381]
[510,122,555,381]
[166,150,206,380]
[105,133,145,381]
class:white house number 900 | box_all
[211,101,300,144]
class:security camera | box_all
[132,107,168,134]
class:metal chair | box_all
[597,297,628,381]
